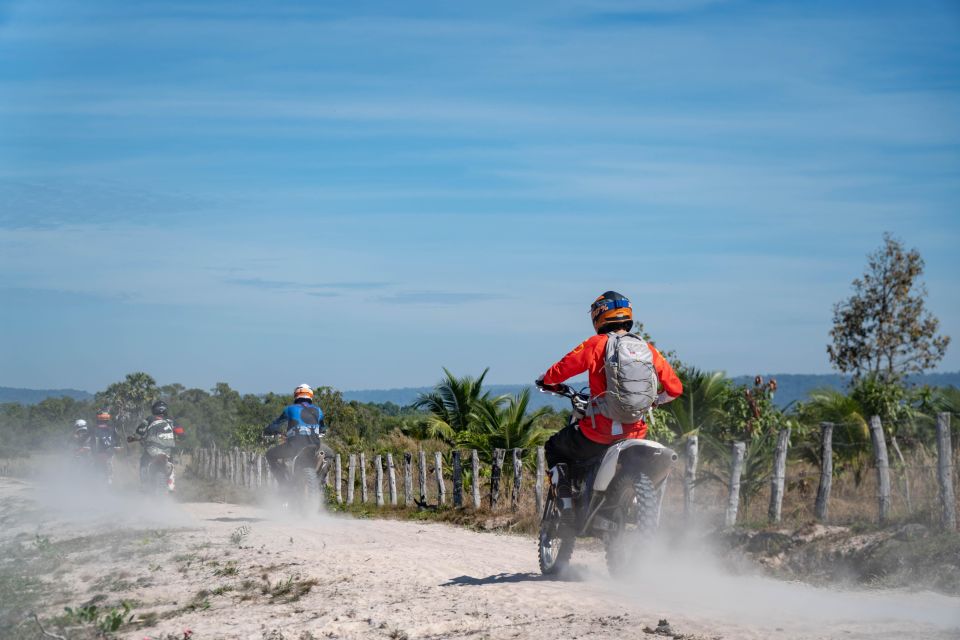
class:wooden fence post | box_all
[889,434,913,514]
[936,413,957,531]
[535,446,545,516]
[435,451,446,506]
[386,453,398,506]
[403,452,413,506]
[418,449,427,505]
[684,435,698,522]
[452,451,463,508]
[471,449,481,509]
[869,415,892,524]
[359,452,369,503]
[347,454,356,504]
[725,441,746,527]
[511,448,523,511]
[375,455,384,507]
[815,422,834,521]
[768,426,791,523]
[490,448,505,510]
[334,454,343,504]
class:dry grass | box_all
[664,449,958,530]
[327,448,959,534]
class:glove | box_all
[536,376,562,393]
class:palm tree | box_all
[794,388,871,484]
[659,367,730,440]
[458,390,557,466]
[412,368,505,442]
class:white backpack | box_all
[591,333,659,431]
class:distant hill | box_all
[4,372,957,409]
[0,386,93,405]
[344,372,960,410]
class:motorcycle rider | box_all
[133,400,178,492]
[71,418,90,452]
[89,411,121,483]
[536,291,683,521]
[263,384,333,487]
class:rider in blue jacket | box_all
[264,384,333,486]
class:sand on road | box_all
[1,477,958,640]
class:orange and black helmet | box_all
[96,410,111,423]
[590,291,633,333]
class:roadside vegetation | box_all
[1,233,957,532]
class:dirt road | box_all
[1,477,958,640]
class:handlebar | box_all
[535,380,590,413]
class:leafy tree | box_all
[95,372,159,442]
[699,377,784,507]
[828,233,950,383]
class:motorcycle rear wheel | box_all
[538,491,575,575]
[604,472,658,577]
[293,447,321,515]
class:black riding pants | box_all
[265,435,333,484]
[544,423,609,470]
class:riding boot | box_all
[552,464,576,530]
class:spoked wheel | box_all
[538,490,575,575]
[604,472,658,578]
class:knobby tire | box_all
[604,472,658,577]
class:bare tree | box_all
[828,233,949,382]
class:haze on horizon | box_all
[1,0,958,394]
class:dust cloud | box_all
[26,453,194,529]
[613,534,960,633]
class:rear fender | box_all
[292,445,320,472]
[592,440,677,493]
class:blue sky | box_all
[1,0,958,393]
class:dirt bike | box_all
[535,381,677,577]
[264,432,331,514]
[73,429,120,485]
[128,435,177,495]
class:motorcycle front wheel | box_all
[538,490,575,575]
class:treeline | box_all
[0,369,573,461]
[0,373,432,458]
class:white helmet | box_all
[74,419,88,429]
[293,383,314,401]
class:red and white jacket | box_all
[542,333,683,444]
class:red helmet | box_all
[590,291,633,333]
[96,410,111,422]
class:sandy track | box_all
[1,477,958,640]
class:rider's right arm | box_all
[542,335,601,385]
[134,420,148,436]
[650,344,683,404]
